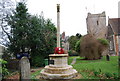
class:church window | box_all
[97,21,99,25]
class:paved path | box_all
[71,57,77,65]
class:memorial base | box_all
[40,54,77,79]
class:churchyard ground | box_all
[4,55,119,79]
[31,55,119,79]
[69,56,119,79]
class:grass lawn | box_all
[30,56,119,79]
[69,56,119,79]
[31,70,41,79]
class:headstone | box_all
[106,54,110,61]
[19,56,30,80]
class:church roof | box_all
[108,18,120,35]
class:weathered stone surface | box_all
[19,57,30,80]
[44,65,73,74]
[40,69,77,79]
[86,11,107,39]
[49,54,68,57]
[49,54,68,67]
[40,54,78,79]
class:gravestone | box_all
[106,54,110,61]
[19,56,30,80]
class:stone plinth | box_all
[40,54,77,79]
[49,54,68,67]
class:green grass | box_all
[30,56,119,79]
[31,70,41,79]
[69,56,119,79]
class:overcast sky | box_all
[17,0,119,36]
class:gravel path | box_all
[71,57,77,65]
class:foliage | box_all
[31,55,44,67]
[80,34,109,60]
[6,2,31,55]
[76,33,82,39]
[80,34,100,60]
[3,2,56,67]
[29,16,56,66]
[68,33,82,54]
[97,38,109,46]
[68,36,78,50]
[75,38,82,54]
[0,59,9,79]
[68,50,79,56]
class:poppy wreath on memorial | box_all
[54,47,65,54]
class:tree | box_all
[76,33,82,39]
[0,0,15,46]
[28,16,56,66]
[43,19,57,55]
[68,33,82,56]
[68,33,82,50]
[5,2,57,66]
[75,39,81,54]
[6,2,30,56]
[68,36,77,50]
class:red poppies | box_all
[54,47,64,54]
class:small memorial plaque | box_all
[49,60,54,65]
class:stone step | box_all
[45,65,73,70]
[40,69,77,79]
[43,65,76,74]
[49,65,70,68]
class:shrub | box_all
[31,55,44,67]
[105,72,113,78]
[97,38,109,56]
[94,71,100,76]
[80,34,109,60]
[0,59,9,79]
[97,38,109,46]
[113,73,119,79]
[80,34,101,60]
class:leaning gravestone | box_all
[19,56,30,80]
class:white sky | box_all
[17,0,119,36]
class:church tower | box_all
[86,11,107,39]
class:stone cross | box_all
[19,56,30,80]
[57,4,60,47]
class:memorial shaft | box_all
[57,4,60,47]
